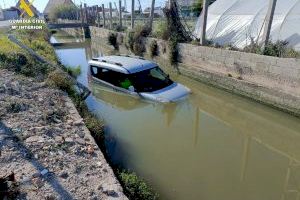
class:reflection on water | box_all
[53,33,300,200]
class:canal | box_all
[51,32,300,200]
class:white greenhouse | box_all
[194,0,300,51]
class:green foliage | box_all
[49,5,79,22]
[149,40,158,58]
[125,25,151,56]
[108,32,118,50]
[168,35,179,65]
[244,39,300,58]
[152,21,170,40]
[192,0,203,16]
[64,65,81,78]
[118,170,159,200]
[125,30,135,51]
[46,70,74,93]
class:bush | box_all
[149,40,158,58]
[46,70,74,93]
[65,65,81,78]
[118,170,159,200]
[125,30,135,51]
[108,32,118,50]
[168,35,179,65]
[125,25,150,55]
[152,21,170,40]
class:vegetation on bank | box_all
[0,28,159,200]
[49,5,79,22]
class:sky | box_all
[1,0,167,12]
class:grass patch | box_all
[149,40,158,58]
[64,65,81,78]
[117,170,159,200]
[46,69,74,93]
[108,32,118,50]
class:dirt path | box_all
[0,69,128,200]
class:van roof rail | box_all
[120,54,145,60]
[92,58,124,67]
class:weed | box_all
[168,35,179,65]
[152,20,170,40]
[46,70,74,93]
[117,170,159,200]
[108,32,118,50]
[64,65,81,78]
[149,40,158,58]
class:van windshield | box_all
[129,67,173,92]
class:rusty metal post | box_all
[119,0,122,28]
[261,0,278,49]
[109,2,113,29]
[102,4,106,28]
[199,0,209,45]
[131,0,135,29]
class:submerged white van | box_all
[88,55,191,103]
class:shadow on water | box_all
[52,32,300,200]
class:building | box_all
[143,6,164,18]
[2,7,20,20]
[43,0,76,18]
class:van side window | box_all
[91,66,131,88]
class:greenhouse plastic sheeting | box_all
[194,0,300,50]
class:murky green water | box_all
[53,32,300,200]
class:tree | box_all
[192,0,203,16]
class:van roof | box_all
[89,55,157,74]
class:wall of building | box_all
[82,26,300,116]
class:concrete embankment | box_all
[79,26,300,116]
[0,69,127,199]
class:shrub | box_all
[84,115,104,139]
[46,70,74,93]
[152,21,170,40]
[149,40,158,58]
[118,170,159,200]
[125,30,135,51]
[65,65,81,78]
[108,32,118,50]
[168,35,179,65]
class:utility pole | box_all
[119,0,122,28]
[261,0,277,49]
[109,2,113,29]
[131,0,135,29]
[102,4,106,28]
[199,0,210,45]
[149,0,155,30]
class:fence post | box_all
[84,3,88,24]
[109,2,113,29]
[149,0,155,30]
[80,4,84,24]
[102,4,106,28]
[199,0,209,45]
[119,0,122,28]
[131,0,135,29]
[261,0,277,49]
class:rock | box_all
[25,136,44,143]
[54,136,63,143]
[74,119,84,126]
[75,138,85,145]
[65,137,74,143]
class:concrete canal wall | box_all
[81,26,300,116]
